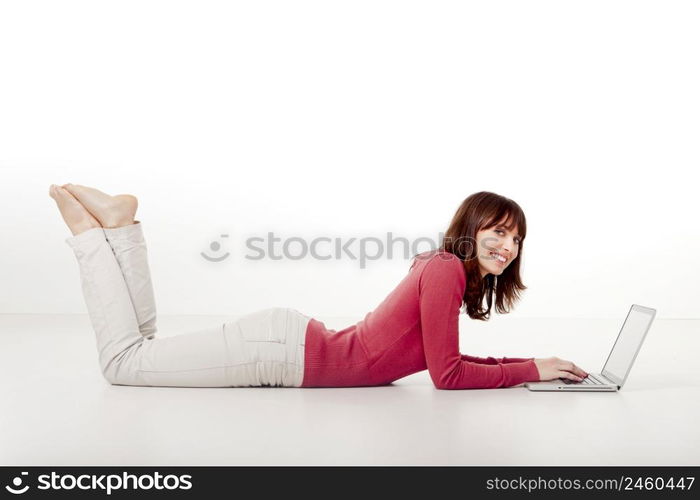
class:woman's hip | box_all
[223,307,310,387]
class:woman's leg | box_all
[65,226,309,388]
[102,220,157,340]
[58,183,155,340]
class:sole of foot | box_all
[49,184,102,236]
[61,183,138,229]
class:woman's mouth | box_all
[489,251,507,266]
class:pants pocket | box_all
[234,307,288,343]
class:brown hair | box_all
[430,191,528,321]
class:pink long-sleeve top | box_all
[300,249,540,389]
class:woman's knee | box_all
[100,344,145,386]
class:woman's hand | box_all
[533,357,588,382]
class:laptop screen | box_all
[602,305,655,383]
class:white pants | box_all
[64,221,310,388]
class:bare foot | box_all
[61,183,138,229]
[49,185,102,236]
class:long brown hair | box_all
[436,191,528,321]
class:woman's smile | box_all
[489,251,508,267]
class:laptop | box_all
[525,304,656,392]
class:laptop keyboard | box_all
[561,373,607,385]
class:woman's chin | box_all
[489,264,505,275]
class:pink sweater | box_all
[300,249,541,389]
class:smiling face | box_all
[475,216,522,278]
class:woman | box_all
[49,184,588,389]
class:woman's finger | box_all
[560,361,587,378]
[571,364,587,377]
[561,371,583,381]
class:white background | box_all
[1,0,698,320]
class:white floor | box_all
[0,314,698,466]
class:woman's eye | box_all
[495,229,521,245]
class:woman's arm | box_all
[460,354,535,364]
[418,254,540,390]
